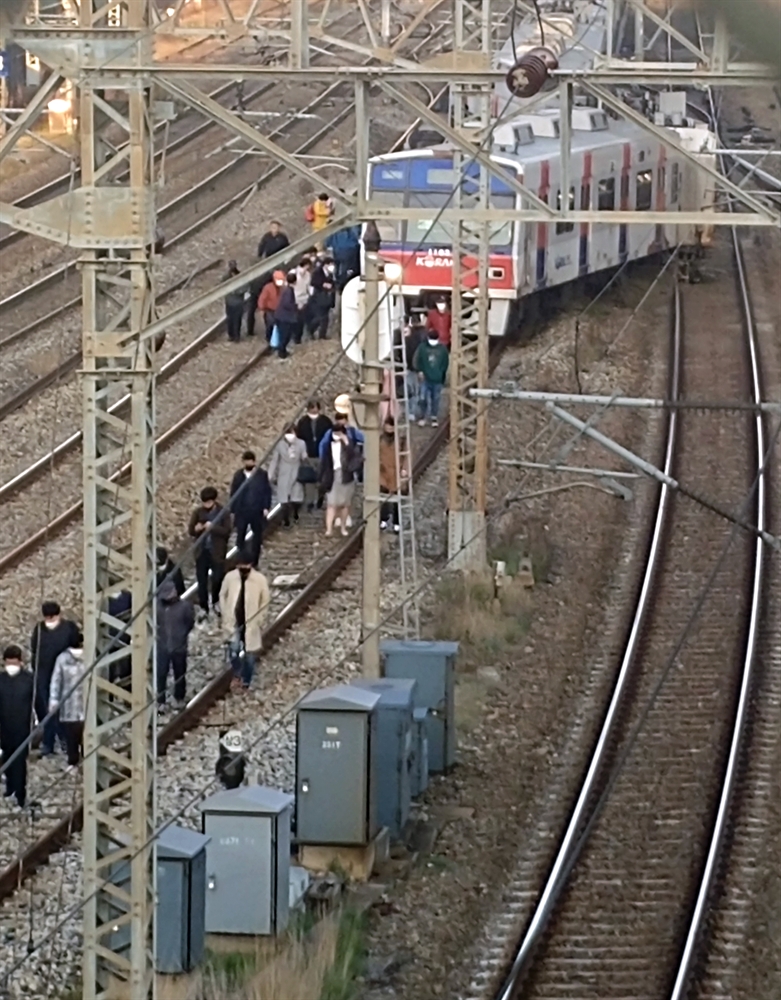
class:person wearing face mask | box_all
[319,423,363,537]
[258,270,286,342]
[189,486,233,618]
[219,550,270,691]
[156,580,195,712]
[229,450,272,567]
[413,331,450,427]
[426,296,452,349]
[272,271,299,359]
[48,633,87,768]
[30,600,80,757]
[0,646,34,807]
[296,400,332,511]
[307,257,336,340]
[268,424,308,528]
[293,257,313,344]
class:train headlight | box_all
[382,260,403,285]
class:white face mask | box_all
[4,664,20,677]
[284,433,296,443]
[428,338,439,347]
[436,302,446,312]
[70,648,84,659]
[44,619,60,629]
[274,279,284,287]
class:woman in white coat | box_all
[268,424,308,527]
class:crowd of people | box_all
[1,207,457,810]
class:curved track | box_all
[490,230,769,999]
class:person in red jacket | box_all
[258,271,285,341]
[426,295,452,348]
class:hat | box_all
[334,393,351,417]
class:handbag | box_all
[297,461,318,484]
[269,324,281,349]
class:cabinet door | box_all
[297,711,367,844]
[205,814,272,934]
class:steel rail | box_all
[0,10,361,327]
[493,284,684,1000]
[0,22,451,506]
[668,90,768,1000]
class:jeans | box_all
[226,301,243,341]
[61,721,84,766]
[235,514,265,566]
[227,636,257,688]
[418,379,443,422]
[1,740,28,807]
[157,650,188,704]
[195,550,224,612]
[263,310,275,341]
[403,370,419,418]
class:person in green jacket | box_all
[412,333,449,427]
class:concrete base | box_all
[298,827,390,882]
[204,933,278,957]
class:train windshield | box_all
[368,157,517,250]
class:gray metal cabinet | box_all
[380,640,459,773]
[200,786,293,937]
[157,826,210,974]
[351,678,416,841]
[296,684,380,846]
[411,707,430,797]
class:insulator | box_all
[505,46,559,99]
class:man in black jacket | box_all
[229,450,272,567]
[30,600,80,756]
[156,546,185,597]
[0,646,35,807]
[307,258,336,340]
[296,400,332,511]
[249,221,291,337]
[224,260,246,342]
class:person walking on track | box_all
[229,450,272,567]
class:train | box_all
[343,1,718,342]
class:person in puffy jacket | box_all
[413,333,449,426]
[272,271,299,359]
[324,225,361,291]
[305,193,334,246]
[258,270,285,341]
[48,633,87,767]
[156,580,195,710]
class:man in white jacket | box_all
[219,550,271,691]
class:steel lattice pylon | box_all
[79,2,156,998]
[447,0,492,569]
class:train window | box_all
[597,178,615,210]
[367,190,404,243]
[427,168,457,186]
[636,170,653,211]
[671,163,681,203]
[555,188,575,234]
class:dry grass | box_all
[201,909,365,1000]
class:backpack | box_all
[304,203,315,223]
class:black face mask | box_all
[239,567,251,579]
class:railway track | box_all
[477,229,770,1000]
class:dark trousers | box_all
[264,310,275,341]
[293,310,305,345]
[307,307,330,340]
[226,301,243,341]
[1,740,28,807]
[282,502,300,527]
[380,496,400,526]
[61,721,84,767]
[235,514,265,566]
[195,549,224,612]
[34,683,61,752]
[157,651,187,704]
[276,320,296,358]
[246,290,261,336]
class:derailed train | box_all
[348,1,717,339]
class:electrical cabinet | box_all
[296,684,380,846]
[200,785,293,936]
[411,707,430,797]
[351,678,416,840]
[380,640,459,773]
